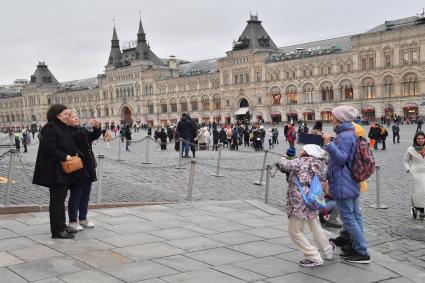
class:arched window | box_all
[147,101,154,114]
[362,78,375,99]
[361,58,367,71]
[402,73,418,96]
[96,106,101,117]
[190,97,198,111]
[170,98,177,112]
[303,85,314,103]
[383,76,394,97]
[287,86,298,104]
[180,97,188,112]
[201,96,209,111]
[270,87,281,105]
[213,94,221,110]
[321,83,334,101]
[160,99,167,113]
[340,80,353,100]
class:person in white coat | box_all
[403,132,425,219]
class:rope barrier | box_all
[103,156,191,170]
[195,160,265,173]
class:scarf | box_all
[414,145,425,158]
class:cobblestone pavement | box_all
[1,124,425,269]
[0,200,423,282]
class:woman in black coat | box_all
[212,126,219,151]
[33,104,84,239]
[66,111,101,231]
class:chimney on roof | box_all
[168,55,177,69]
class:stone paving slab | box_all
[0,200,421,282]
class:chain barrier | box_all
[103,156,190,170]
[148,137,181,146]
[195,160,265,173]
[268,150,284,157]
[0,150,11,161]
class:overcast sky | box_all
[0,0,424,84]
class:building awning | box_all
[234,107,249,116]
[271,113,281,117]
[362,105,375,112]
[404,103,418,110]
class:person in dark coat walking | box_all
[124,125,132,151]
[159,128,168,150]
[392,124,400,144]
[212,126,219,151]
[66,111,101,232]
[32,104,84,239]
[219,127,227,147]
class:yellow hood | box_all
[352,122,365,138]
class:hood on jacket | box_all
[335,121,355,134]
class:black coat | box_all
[212,128,219,143]
[219,129,227,143]
[33,120,84,188]
[176,117,194,140]
[68,126,101,182]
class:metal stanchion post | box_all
[117,136,123,161]
[187,159,196,201]
[5,149,16,206]
[211,146,224,177]
[369,165,387,209]
[264,165,271,204]
[97,155,104,204]
[142,137,152,164]
[254,150,268,185]
[177,138,185,169]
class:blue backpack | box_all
[294,175,326,210]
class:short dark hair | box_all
[413,132,425,146]
[46,104,67,122]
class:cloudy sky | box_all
[0,0,423,84]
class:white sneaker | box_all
[68,222,83,232]
[79,220,95,228]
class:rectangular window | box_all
[361,59,367,70]
[385,55,391,67]
[403,52,409,64]
[258,97,262,105]
[292,71,296,78]
[412,50,418,63]
[347,64,352,72]
[234,75,238,84]
[328,67,331,74]
[245,73,249,83]
[240,74,244,84]
[303,70,306,77]
[339,65,344,73]
[256,72,261,82]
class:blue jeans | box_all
[183,140,190,157]
[68,179,92,222]
[321,199,337,214]
[336,197,368,256]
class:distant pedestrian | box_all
[380,126,388,150]
[392,124,400,144]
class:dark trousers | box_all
[393,133,400,143]
[232,138,238,150]
[49,185,68,235]
[160,142,167,150]
[68,179,92,222]
[381,139,386,150]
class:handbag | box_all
[60,155,83,174]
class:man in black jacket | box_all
[176,113,194,158]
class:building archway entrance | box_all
[121,106,132,124]
[235,98,250,122]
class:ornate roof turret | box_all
[232,14,278,51]
[134,17,164,65]
[29,62,59,85]
[137,19,146,43]
[108,24,122,66]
